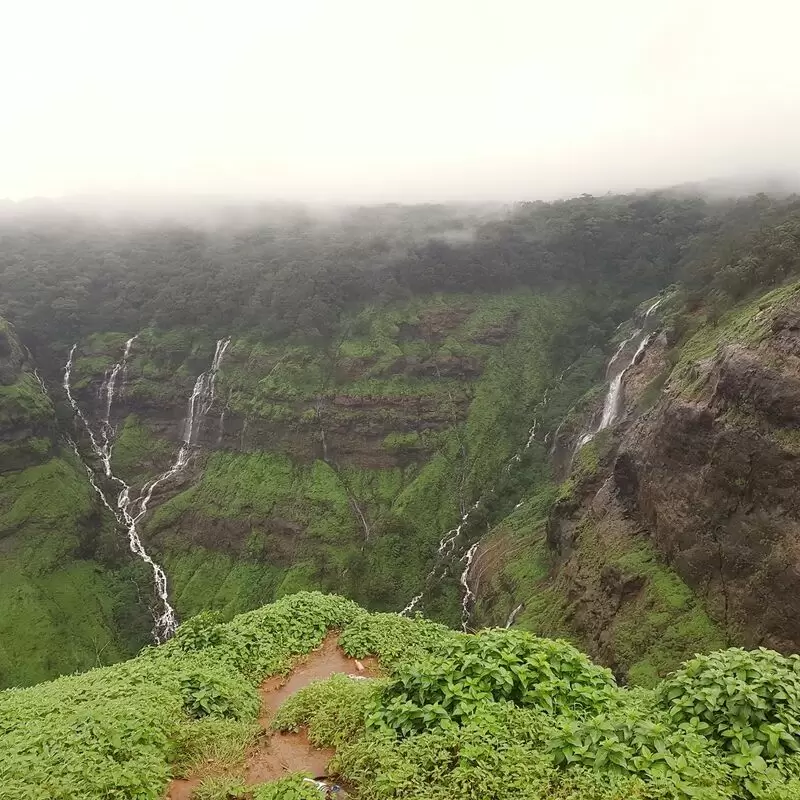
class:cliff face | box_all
[617,284,800,652]
[473,283,800,685]
[0,318,150,689]
[58,291,585,627]
[0,319,54,471]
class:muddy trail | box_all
[167,634,378,799]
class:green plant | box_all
[660,648,800,759]
[369,628,617,736]
[251,774,320,800]
[272,673,385,747]
[192,775,248,800]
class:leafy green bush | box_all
[192,775,248,800]
[0,592,361,800]
[178,661,259,720]
[338,611,457,668]
[10,592,800,800]
[251,774,320,800]
[660,648,800,759]
[370,628,617,736]
[272,673,385,747]
[548,697,731,796]
[334,702,685,800]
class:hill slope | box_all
[2,591,800,800]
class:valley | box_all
[2,190,800,696]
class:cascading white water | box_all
[575,297,663,449]
[402,299,665,626]
[459,541,480,631]
[100,334,138,449]
[184,337,230,444]
[402,366,571,620]
[33,368,48,397]
[505,603,524,628]
[64,336,231,643]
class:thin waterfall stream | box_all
[402,296,665,630]
[574,297,663,450]
[64,336,231,642]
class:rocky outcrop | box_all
[474,290,800,679]
[610,291,800,652]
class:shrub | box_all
[369,628,617,736]
[251,774,321,800]
[272,673,385,747]
[659,648,800,759]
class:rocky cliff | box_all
[473,282,800,684]
[55,291,593,635]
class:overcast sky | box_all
[4,0,800,203]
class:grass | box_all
[0,373,54,428]
[611,545,727,686]
[672,280,800,397]
[110,414,174,484]
[0,454,149,688]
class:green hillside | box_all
[2,592,800,800]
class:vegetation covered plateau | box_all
[3,592,800,800]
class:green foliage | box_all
[179,662,259,720]
[192,775,248,800]
[371,628,617,736]
[660,648,800,762]
[110,414,174,484]
[171,718,258,778]
[6,595,800,799]
[673,282,800,396]
[0,373,53,427]
[0,453,148,689]
[338,611,457,668]
[332,701,699,800]
[547,697,731,795]
[251,775,320,800]
[272,673,385,748]
[0,592,361,799]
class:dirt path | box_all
[166,634,377,799]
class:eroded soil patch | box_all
[167,633,377,799]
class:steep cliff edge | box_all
[617,283,800,653]
[473,283,800,684]
[58,292,601,630]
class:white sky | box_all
[3,0,800,202]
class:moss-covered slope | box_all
[64,291,601,625]
[0,318,150,688]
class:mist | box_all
[4,0,800,204]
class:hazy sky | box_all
[4,0,800,202]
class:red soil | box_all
[166,634,377,800]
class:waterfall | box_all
[505,603,524,628]
[33,368,48,397]
[184,337,230,444]
[400,363,571,620]
[64,337,231,643]
[459,541,480,631]
[575,297,663,450]
[100,334,138,449]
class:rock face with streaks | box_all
[472,285,800,683]
[615,294,800,652]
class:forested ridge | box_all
[5,192,797,356]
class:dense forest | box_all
[4,192,798,356]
